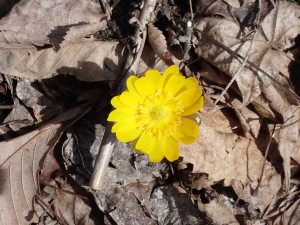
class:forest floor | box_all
[0,0,300,225]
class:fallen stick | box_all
[89,0,158,190]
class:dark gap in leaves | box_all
[290,35,300,96]
[198,188,209,204]
[0,0,20,19]
[211,182,239,201]
[108,0,139,38]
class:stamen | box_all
[135,90,182,138]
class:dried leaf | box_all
[0,101,93,225]
[147,23,173,64]
[0,0,106,47]
[194,0,300,105]
[196,0,272,27]
[180,109,279,187]
[52,185,95,225]
[231,175,281,212]
[0,41,125,81]
[198,199,239,225]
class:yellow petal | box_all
[176,77,199,95]
[119,91,140,107]
[144,69,161,89]
[179,118,199,137]
[164,74,185,95]
[172,118,199,144]
[172,131,197,144]
[111,118,137,132]
[148,138,165,162]
[107,109,135,122]
[111,96,126,108]
[135,77,155,97]
[176,88,202,108]
[164,137,179,162]
[126,76,142,99]
[160,65,180,89]
[115,128,141,142]
[181,95,204,116]
[135,131,154,154]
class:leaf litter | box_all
[0,0,300,224]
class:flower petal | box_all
[172,131,197,144]
[164,74,185,95]
[179,118,199,137]
[135,77,155,97]
[115,128,141,142]
[164,137,179,162]
[160,65,180,89]
[148,138,166,162]
[126,76,142,99]
[135,131,154,154]
[144,69,161,89]
[172,118,199,144]
[111,96,126,108]
[176,77,199,95]
[176,88,202,108]
[119,91,140,107]
[112,118,137,132]
[181,95,204,116]
[107,109,135,122]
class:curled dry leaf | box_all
[147,23,173,64]
[194,0,300,105]
[0,101,93,225]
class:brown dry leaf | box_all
[0,0,106,48]
[180,109,280,187]
[194,0,300,105]
[181,109,283,213]
[0,101,93,225]
[198,199,239,225]
[0,41,125,81]
[52,184,95,225]
[147,23,173,64]
[231,175,281,212]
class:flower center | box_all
[136,90,182,138]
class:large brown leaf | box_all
[0,0,106,47]
[180,109,281,211]
[194,0,300,105]
[0,101,93,225]
[0,0,126,81]
[0,41,125,81]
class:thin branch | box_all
[214,0,261,105]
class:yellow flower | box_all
[107,65,204,162]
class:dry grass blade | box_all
[0,101,93,225]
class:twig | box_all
[0,104,13,109]
[251,123,276,196]
[214,0,261,105]
[89,0,158,190]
